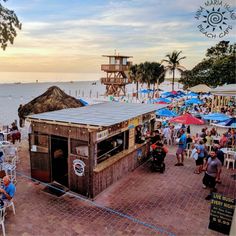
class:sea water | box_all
[0,72,181,125]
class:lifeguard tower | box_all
[101,54,132,97]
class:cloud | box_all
[1,0,236,73]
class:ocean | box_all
[0,72,181,126]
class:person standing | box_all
[187,125,191,134]
[194,140,205,174]
[175,129,187,166]
[214,145,224,184]
[202,150,222,200]
[163,126,171,145]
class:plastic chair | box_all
[205,143,213,152]
[5,200,15,215]
[0,207,6,236]
[1,157,17,184]
[225,152,235,169]
[2,145,18,163]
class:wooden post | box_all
[68,137,71,188]
[75,90,78,97]
[88,131,96,198]
[82,91,84,97]
[211,95,214,112]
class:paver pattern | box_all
[4,141,236,235]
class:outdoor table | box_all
[0,141,11,146]
[220,148,236,160]
[221,148,229,154]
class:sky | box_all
[0,0,236,73]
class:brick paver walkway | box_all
[4,141,236,235]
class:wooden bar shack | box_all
[27,102,165,198]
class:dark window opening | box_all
[97,131,128,164]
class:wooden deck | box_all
[101,77,132,85]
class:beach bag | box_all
[191,148,198,160]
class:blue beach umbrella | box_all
[166,94,177,98]
[155,98,171,103]
[188,92,198,97]
[202,113,230,121]
[139,89,153,94]
[213,118,236,128]
[177,91,186,96]
[156,108,177,117]
[185,98,203,105]
[161,91,172,97]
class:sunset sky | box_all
[1,0,236,73]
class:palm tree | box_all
[162,51,186,91]
[129,64,139,99]
[150,62,165,98]
[129,62,165,100]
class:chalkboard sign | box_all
[208,193,235,235]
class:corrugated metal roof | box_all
[28,102,166,127]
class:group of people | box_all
[173,126,235,200]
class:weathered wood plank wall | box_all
[93,143,149,197]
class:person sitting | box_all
[227,129,236,147]
[205,131,213,149]
[219,133,227,148]
[0,175,16,206]
[210,127,217,136]
[193,133,200,144]
[151,141,168,170]
[200,128,207,141]
[150,130,161,144]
